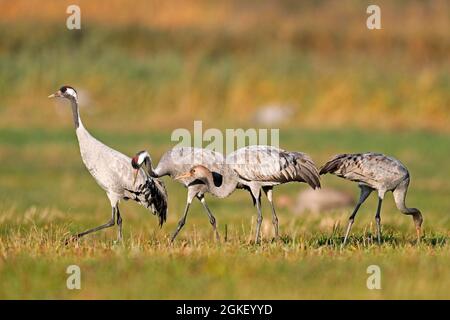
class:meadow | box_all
[0,127,449,299]
[0,0,449,299]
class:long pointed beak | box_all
[175,172,192,180]
[133,169,139,186]
[48,91,62,98]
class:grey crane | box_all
[131,147,233,242]
[319,152,422,246]
[48,85,167,242]
[177,145,321,243]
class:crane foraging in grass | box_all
[131,148,231,242]
[319,152,422,246]
[173,146,321,243]
[49,85,168,242]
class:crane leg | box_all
[342,186,372,247]
[255,195,263,244]
[264,187,279,240]
[170,197,193,243]
[72,207,116,241]
[375,197,383,245]
[116,206,123,241]
[198,195,220,242]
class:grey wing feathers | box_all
[319,153,374,185]
[228,146,321,189]
[285,151,321,189]
[156,147,225,177]
[319,154,353,176]
[319,152,408,187]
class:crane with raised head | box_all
[48,85,167,242]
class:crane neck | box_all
[70,98,82,129]
[143,158,158,178]
[394,187,421,216]
[203,168,238,198]
[396,199,419,215]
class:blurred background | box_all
[0,0,449,299]
[1,0,448,131]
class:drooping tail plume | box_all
[319,154,350,175]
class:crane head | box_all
[132,150,151,169]
[175,165,211,181]
[131,150,151,186]
[48,85,78,101]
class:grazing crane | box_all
[319,152,422,246]
[176,146,321,243]
[48,85,168,242]
[131,148,233,242]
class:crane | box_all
[319,152,422,246]
[176,145,321,243]
[48,85,168,242]
[131,148,233,242]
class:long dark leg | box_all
[254,192,263,244]
[170,194,193,243]
[375,197,383,244]
[74,207,116,240]
[116,206,123,241]
[342,186,372,247]
[264,187,279,240]
[198,195,220,241]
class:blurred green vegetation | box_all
[0,0,449,131]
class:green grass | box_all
[0,127,449,299]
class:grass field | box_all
[0,127,449,299]
[0,0,449,299]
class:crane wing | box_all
[227,146,320,189]
[319,152,407,187]
[130,176,168,227]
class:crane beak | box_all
[48,91,62,98]
[133,169,139,186]
[175,172,192,180]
